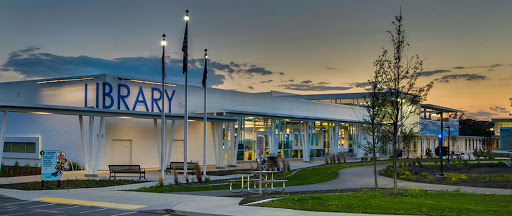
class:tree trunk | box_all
[373,141,378,190]
[392,122,398,195]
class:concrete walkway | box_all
[0,163,510,216]
[180,164,512,196]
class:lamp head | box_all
[184,10,189,21]
[161,34,167,47]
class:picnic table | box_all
[228,170,287,193]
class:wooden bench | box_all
[165,162,198,174]
[108,165,145,180]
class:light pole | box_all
[160,34,167,180]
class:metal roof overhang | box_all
[195,110,363,124]
[421,104,461,113]
[0,102,237,122]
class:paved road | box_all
[0,197,171,216]
[178,164,512,196]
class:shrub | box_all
[205,176,211,184]
[173,167,179,185]
[193,163,202,182]
[330,154,336,164]
[185,173,189,184]
[336,153,341,163]
[14,161,19,168]
[158,176,164,187]
[446,173,468,184]
[420,172,429,179]
[286,160,291,171]
[342,154,347,163]
[324,157,329,164]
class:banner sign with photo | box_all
[40,150,67,181]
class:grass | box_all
[128,161,391,193]
[254,189,512,216]
[0,179,147,190]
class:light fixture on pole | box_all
[202,49,208,178]
[160,33,167,180]
[182,10,190,177]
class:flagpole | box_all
[183,10,190,178]
[203,49,208,177]
[160,34,167,180]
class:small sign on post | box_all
[256,136,264,194]
[40,150,67,188]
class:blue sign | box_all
[84,82,176,112]
[41,150,65,181]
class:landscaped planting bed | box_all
[380,161,512,189]
[0,179,147,190]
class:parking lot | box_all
[0,197,172,216]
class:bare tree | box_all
[358,74,387,190]
[373,9,433,194]
[402,124,419,158]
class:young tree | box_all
[373,9,433,194]
[359,74,387,190]
[402,125,419,158]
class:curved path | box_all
[179,164,512,196]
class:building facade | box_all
[0,74,371,175]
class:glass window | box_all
[3,142,36,153]
[12,143,26,153]
[26,143,36,153]
[3,142,11,152]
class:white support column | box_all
[228,121,236,166]
[0,111,9,172]
[93,116,105,174]
[221,122,227,167]
[166,120,175,167]
[86,115,95,176]
[79,115,89,173]
[212,122,219,167]
[154,119,161,170]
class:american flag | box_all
[182,22,188,74]
[202,51,207,89]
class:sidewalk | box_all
[1,163,509,215]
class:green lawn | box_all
[128,161,390,193]
[255,189,512,216]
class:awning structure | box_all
[0,102,237,122]
[421,104,462,114]
[194,109,364,124]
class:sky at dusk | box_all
[1,0,511,120]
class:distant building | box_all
[491,118,512,150]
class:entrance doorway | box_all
[111,140,132,165]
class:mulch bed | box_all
[0,179,147,190]
[385,162,512,189]
[0,166,40,177]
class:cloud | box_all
[1,47,283,86]
[452,64,503,70]
[279,80,352,91]
[248,86,254,90]
[261,80,273,83]
[468,111,495,118]
[434,74,487,83]
[350,81,371,88]
[326,66,336,70]
[490,106,508,113]
[416,69,451,77]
